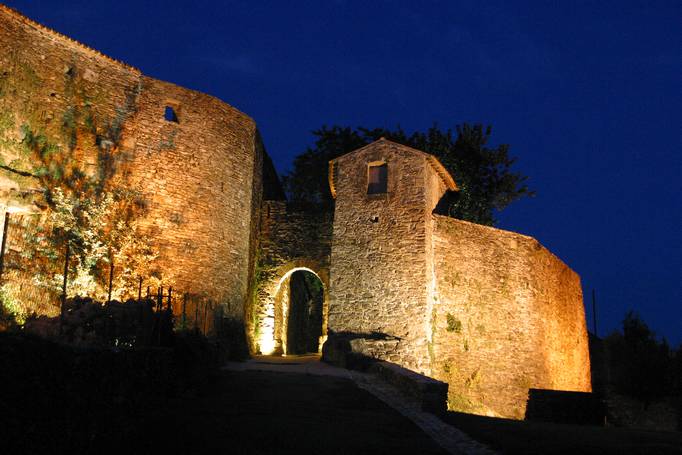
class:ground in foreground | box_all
[104,370,446,454]
[446,410,682,455]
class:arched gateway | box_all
[247,201,332,355]
[255,261,329,355]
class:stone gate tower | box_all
[327,138,456,373]
[327,138,591,418]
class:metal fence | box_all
[0,210,219,337]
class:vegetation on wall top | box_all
[283,124,533,226]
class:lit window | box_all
[164,106,178,123]
[367,163,387,194]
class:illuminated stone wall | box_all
[328,139,450,372]
[121,75,259,316]
[251,200,332,353]
[430,216,592,418]
[0,6,260,319]
[328,138,591,419]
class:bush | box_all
[0,331,221,453]
[605,311,674,405]
[0,299,19,332]
[214,316,249,361]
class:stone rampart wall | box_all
[0,6,260,321]
[122,75,258,315]
[328,141,439,372]
[430,215,591,418]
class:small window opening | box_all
[164,106,179,123]
[367,163,387,194]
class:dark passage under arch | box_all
[286,270,324,355]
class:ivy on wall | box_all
[0,58,156,319]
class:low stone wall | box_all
[369,360,448,415]
[322,332,394,370]
[525,388,605,425]
[322,333,448,415]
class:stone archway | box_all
[254,260,329,355]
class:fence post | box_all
[203,299,210,334]
[167,286,173,312]
[182,292,187,330]
[194,297,199,331]
[59,240,70,335]
[107,256,114,304]
[61,241,70,307]
[157,286,163,346]
[0,211,10,284]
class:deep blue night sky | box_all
[5,1,681,345]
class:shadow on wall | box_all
[322,331,449,415]
[286,270,324,355]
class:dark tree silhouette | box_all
[606,311,674,406]
[282,124,534,226]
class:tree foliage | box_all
[605,311,676,405]
[282,124,534,225]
